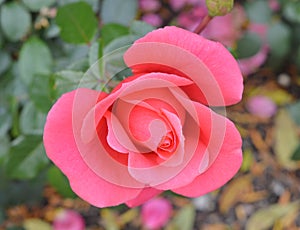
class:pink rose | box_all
[43,26,243,208]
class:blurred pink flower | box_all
[177,5,207,30]
[170,0,203,11]
[246,95,277,118]
[268,0,280,11]
[142,13,163,27]
[238,45,269,76]
[139,0,161,12]
[53,210,85,230]
[202,5,247,47]
[170,0,187,11]
[238,23,269,76]
[141,197,172,229]
[249,23,268,41]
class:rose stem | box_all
[193,14,213,34]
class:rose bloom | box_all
[44,26,243,208]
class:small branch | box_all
[193,15,213,34]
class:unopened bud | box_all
[205,0,234,16]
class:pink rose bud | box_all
[141,197,172,229]
[53,209,85,230]
[205,0,234,16]
[246,95,277,118]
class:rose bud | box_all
[205,0,234,16]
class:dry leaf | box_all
[274,109,299,170]
[246,200,300,230]
[219,175,252,214]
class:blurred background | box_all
[0,0,300,229]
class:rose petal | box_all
[172,112,242,197]
[105,111,129,153]
[43,89,144,207]
[155,102,234,190]
[124,26,243,106]
[82,72,192,144]
[77,73,193,189]
[126,187,163,207]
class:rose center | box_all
[158,131,174,151]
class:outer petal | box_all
[43,89,142,207]
[124,26,243,106]
[125,187,163,207]
[172,111,243,197]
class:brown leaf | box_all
[246,200,300,230]
[219,175,253,214]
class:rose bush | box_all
[43,26,243,208]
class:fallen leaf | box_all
[246,200,300,230]
[166,204,195,230]
[219,175,252,214]
[23,218,52,230]
[274,109,300,170]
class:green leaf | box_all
[56,1,98,44]
[287,101,300,126]
[274,109,299,170]
[101,23,129,46]
[0,167,46,207]
[104,34,138,54]
[0,2,31,41]
[0,106,11,136]
[29,74,53,112]
[291,144,300,161]
[19,37,53,85]
[58,0,99,11]
[267,22,291,59]
[283,1,300,23]
[245,0,272,23]
[246,201,300,230]
[6,135,49,180]
[236,32,262,59]
[0,134,10,165]
[53,70,84,97]
[89,40,102,66]
[130,20,154,37]
[20,102,47,135]
[101,0,138,26]
[47,166,76,198]
[167,204,195,230]
[22,0,56,12]
[0,30,4,48]
[0,50,11,75]
[23,218,52,230]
